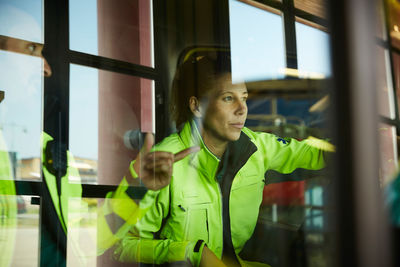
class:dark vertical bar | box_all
[175,0,183,50]
[41,0,70,266]
[282,0,297,70]
[191,0,197,46]
[43,0,70,145]
[327,0,356,265]
[213,0,230,47]
[328,0,392,266]
[153,0,171,141]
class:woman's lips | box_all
[230,123,244,129]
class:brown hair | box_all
[170,49,232,128]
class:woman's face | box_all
[201,75,248,143]
[1,36,52,77]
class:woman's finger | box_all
[139,133,154,157]
[144,151,174,161]
[174,146,200,162]
[144,159,172,170]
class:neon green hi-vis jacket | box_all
[113,120,330,266]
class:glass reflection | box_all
[10,196,40,266]
[296,21,331,79]
[0,1,44,266]
[376,46,395,119]
[229,0,285,82]
[69,0,154,67]
[69,65,99,184]
[69,64,154,186]
[0,0,45,181]
[379,124,398,185]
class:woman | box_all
[114,49,327,267]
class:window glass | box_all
[69,0,98,56]
[296,20,331,78]
[294,0,327,19]
[0,1,43,265]
[229,1,334,265]
[66,197,98,267]
[69,64,154,185]
[379,123,398,185]
[305,186,323,229]
[0,49,43,181]
[69,65,98,184]
[69,0,154,67]
[66,196,145,267]
[0,1,44,182]
[229,0,285,82]
[0,0,43,43]
[10,196,40,266]
[376,46,395,119]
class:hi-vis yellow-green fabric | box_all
[113,121,326,266]
[41,132,83,233]
[97,177,149,255]
[0,129,16,267]
[41,132,148,258]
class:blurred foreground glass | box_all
[376,46,396,119]
[379,123,398,186]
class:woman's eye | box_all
[223,96,233,101]
[28,44,36,54]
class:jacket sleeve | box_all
[111,186,202,266]
[255,132,332,173]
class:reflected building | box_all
[17,156,98,184]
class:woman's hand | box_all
[200,246,227,267]
[131,133,199,191]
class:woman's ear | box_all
[189,96,203,118]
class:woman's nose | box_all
[43,57,52,77]
[236,101,247,115]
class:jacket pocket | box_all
[184,204,210,243]
[232,170,264,191]
[231,178,264,192]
